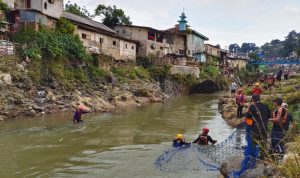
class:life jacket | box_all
[236,94,245,103]
[198,134,208,145]
[267,77,275,85]
[273,107,288,125]
[252,88,262,95]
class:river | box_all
[0,94,234,178]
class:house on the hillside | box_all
[0,0,14,37]
[63,11,137,61]
[115,11,209,64]
[114,25,171,58]
[9,0,64,31]
[226,56,248,70]
[165,12,208,62]
[204,44,228,67]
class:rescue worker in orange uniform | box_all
[245,95,271,159]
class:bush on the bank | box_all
[171,73,198,86]
[147,65,171,80]
[278,136,300,178]
[14,28,90,61]
[111,66,151,82]
[283,91,300,105]
[203,65,219,79]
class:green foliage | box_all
[260,30,299,58]
[94,4,132,28]
[229,44,240,52]
[0,0,8,11]
[147,65,171,80]
[171,73,198,86]
[203,65,219,79]
[240,43,259,53]
[111,66,151,82]
[14,28,89,61]
[65,1,91,18]
[283,91,300,105]
[27,59,42,84]
[56,17,75,34]
[136,57,153,68]
[249,52,259,60]
[297,38,300,58]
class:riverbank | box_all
[0,55,229,121]
[218,77,300,177]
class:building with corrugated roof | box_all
[63,11,137,61]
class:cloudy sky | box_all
[68,0,300,48]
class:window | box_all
[125,44,128,48]
[156,33,164,43]
[99,37,104,44]
[148,31,155,41]
[122,29,126,34]
[48,0,55,4]
[81,33,91,40]
[132,46,135,50]
[44,2,47,9]
[113,41,117,45]
[116,31,119,33]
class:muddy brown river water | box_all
[0,94,234,178]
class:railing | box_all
[249,59,300,65]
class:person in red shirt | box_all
[236,88,246,118]
[251,83,263,96]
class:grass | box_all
[111,66,152,83]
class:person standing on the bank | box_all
[281,103,297,142]
[230,82,238,97]
[267,74,276,95]
[251,83,263,96]
[283,69,289,80]
[236,88,245,118]
[245,95,271,159]
[269,98,288,156]
[276,68,283,82]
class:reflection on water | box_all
[0,94,233,178]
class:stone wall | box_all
[170,65,200,78]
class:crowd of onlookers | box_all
[229,68,297,160]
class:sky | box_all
[68,0,300,49]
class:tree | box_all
[0,0,9,28]
[229,44,240,52]
[282,30,298,57]
[65,1,90,18]
[0,0,8,11]
[240,43,259,53]
[297,38,300,59]
[94,4,132,28]
[56,17,75,34]
[249,52,259,60]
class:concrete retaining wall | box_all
[170,65,200,78]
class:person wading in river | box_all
[245,95,271,159]
[236,88,245,118]
[73,104,89,124]
[193,128,217,145]
[173,134,190,147]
